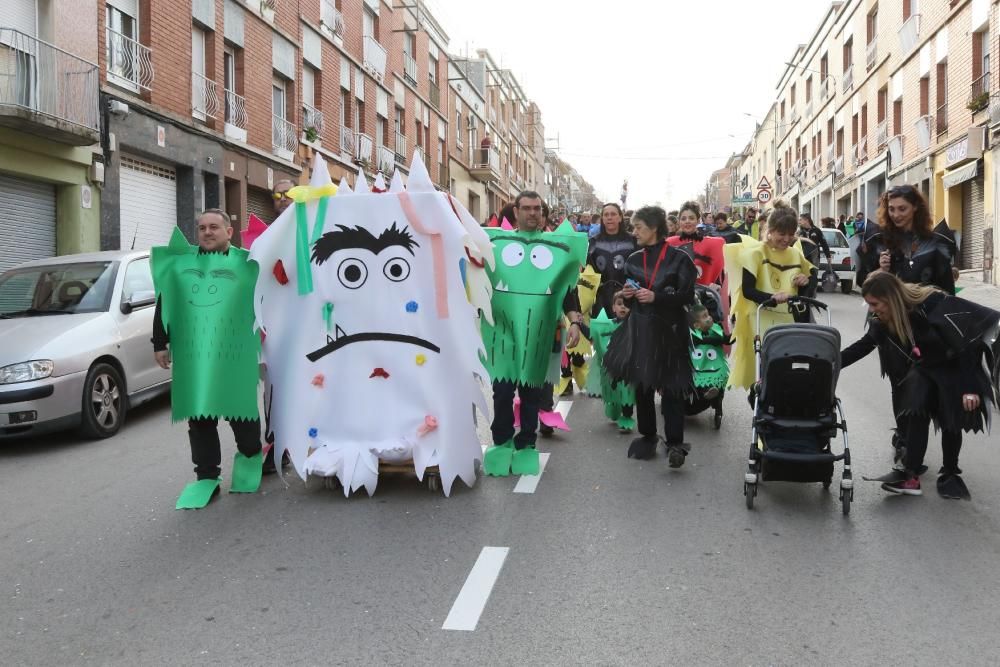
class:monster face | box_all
[481,224,587,387]
[691,325,729,389]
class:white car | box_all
[0,251,171,439]
[821,228,855,294]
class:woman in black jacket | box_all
[587,202,638,318]
[841,271,997,499]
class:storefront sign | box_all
[944,128,985,167]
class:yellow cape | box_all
[724,236,814,389]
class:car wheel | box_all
[840,280,853,294]
[79,362,127,439]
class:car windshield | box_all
[822,229,849,249]
[0,261,118,317]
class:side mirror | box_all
[122,289,156,314]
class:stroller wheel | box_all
[713,412,723,430]
[840,487,853,515]
[744,483,756,509]
[822,478,832,490]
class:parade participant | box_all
[725,201,815,389]
[481,191,586,476]
[734,207,760,239]
[557,265,600,397]
[587,293,636,432]
[666,212,679,236]
[587,202,638,317]
[797,213,832,266]
[842,272,997,498]
[603,206,697,466]
[151,210,263,509]
[686,304,731,427]
[668,200,726,286]
[272,178,294,218]
[712,212,741,243]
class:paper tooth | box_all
[546,286,552,294]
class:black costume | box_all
[860,221,957,294]
[712,225,742,244]
[798,225,831,260]
[587,231,638,317]
[603,242,696,460]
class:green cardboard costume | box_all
[691,324,730,390]
[590,310,635,430]
[151,228,261,423]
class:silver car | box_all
[0,251,171,439]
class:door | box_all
[115,256,169,392]
[119,155,177,251]
[247,186,275,225]
[961,175,985,269]
[0,172,56,272]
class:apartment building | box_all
[731,0,998,284]
[0,0,103,271]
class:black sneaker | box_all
[937,467,970,500]
[539,424,554,438]
[627,436,658,460]
[666,444,687,468]
[881,476,922,496]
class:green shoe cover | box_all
[230,451,263,493]
[511,446,540,476]
[483,441,514,477]
[176,478,221,509]
[617,416,636,430]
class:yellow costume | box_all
[724,236,814,389]
[556,266,601,394]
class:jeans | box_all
[188,417,262,480]
[491,380,545,449]
[635,387,685,444]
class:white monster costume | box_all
[249,154,493,496]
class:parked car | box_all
[0,251,171,439]
[821,228,855,294]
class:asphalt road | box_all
[3,290,1000,665]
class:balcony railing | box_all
[824,144,835,166]
[106,27,154,91]
[377,145,394,174]
[475,146,501,172]
[866,37,878,71]
[394,130,407,162]
[0,27,99,142]
[899,14,921,53]
[790,107,800,124]
[820,76,833,102]
[936,103,948,136]
[854,139,868,166]
[303,103,323,134]
[355,131,374,164]
[888,135,904,166]
[876,119,888,147]
[191,71,219,119]
[915,114,933,150]
[223,88,247,141]
[805,100,813,119]
[340,125,355,157]
[414,144,428,169]
[320,0,345,42]
[969,72,991,112]
[402,52,417,86]
[272,113,296,155]
[428,78,440,109]
[842,67,854,94]
[833,155,844,176]
[363,35,387,82]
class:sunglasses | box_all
[272,191,292,201]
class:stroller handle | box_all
[755,295,832,333]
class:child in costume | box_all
[557,265,601,396]
[151,210,263,509]
[590,293,636,433]
[686,304,731,426]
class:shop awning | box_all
[942,161,979,189]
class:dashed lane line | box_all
[441,546,509,631]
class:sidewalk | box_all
[957,272,1000,311]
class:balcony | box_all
[936,103,949,136]
[223,88,247,142]
[437,161,449,190]
[853,139,868,166]
[876,119,888,148]
[824,144,835,168]
[377,145,394,175]
[320,0,345,43]
[866,37,878,71]
[303,103,323,136]
[402,52,417,86]
[842,67,854,94]
[469,146,501,183]
[820,76,834,102]
[0,27,99,145]
[898,14,921,54]
[355,131,374,165]
[915,114,933,150]
[833,155,844,177]
[340,126,355,158]
[363,35,387,82]
[414,144,428,170]
[888,135,904,166]
[105,26,154,92]
[428,78,440,109]
[272,113,296,158]
[790,107,800,124]
[394,130,407,162]
[805,100,813,119]
[968,72,990,113]
[191,72,219,120]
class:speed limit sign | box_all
[757,189,772,205]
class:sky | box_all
[425,0,834,209]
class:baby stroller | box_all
[743,296,854,515]
[685,284,728,429]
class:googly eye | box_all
[530,245,553,270]
[383,257,411,282]
[691,349,704,360]
[501,242,526,267]
[706,349,718,361]
[337,258,368,289]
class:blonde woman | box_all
[841,271,997,499]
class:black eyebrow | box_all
[181,268,205,278]
[210,269,237,280]
[516,238,570,252]
[312,222,419,265]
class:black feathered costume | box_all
[587,232,638,317]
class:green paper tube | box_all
[295,201,313,295]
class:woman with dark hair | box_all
[587,202,638,318]
[725,201,816,389]
[842,271,997,498]
[604,206,697,466]
[863,185,956,293]
[669,200,726,286]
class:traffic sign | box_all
[757,190,772,205]
[756,176,772,191]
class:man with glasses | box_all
[272,179,295,220]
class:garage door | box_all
[247,186,275,225]
[119,155,177,250]
[0,173,56,272]
[961,174,985,270]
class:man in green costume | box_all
[151,209,263,508]
[481,192,586,476]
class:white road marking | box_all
[555,400,572,421]
[513,453,551,494]
[442,546,509,631]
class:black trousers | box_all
[188,417,262,480]
[491,380,544,449]
[635,387,684,444]
[903,413,962,474]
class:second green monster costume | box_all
[590,310,635,430]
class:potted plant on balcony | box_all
[967,92,990,113]
[305,126,320,144]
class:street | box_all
[2,291,1000,666]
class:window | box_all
[341,89,351,128]
[363,8,376,40]
[843,37,853,70]
[403,32,414,57]
[455,108,462,144]
[223,46,239,123]
[851,113,858,146]
[192,26,207,120]
[903,0,918,21]
[866,7,878,44]
[820,53,828,81]
[356,99,364,133]
[106,2,140,90]
[919,76,929,115]
[429,53,438,84]
[303,65,316,109]
[893,99,902,135]
[121,258,154,305]
[790,83,796,106]
[272,77,286,120]
[836,128,844,157]
[805,76,812,102]
[780,100,786,118]
[377,117,387,148]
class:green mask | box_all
[152,227,261,422]
[481,221,587,386]
[589,309,634,408]
[691,323,729,389]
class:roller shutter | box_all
[119,155,177,250]
[247,186,275,224]
[0,173,56,272]
[961,173,985,270]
